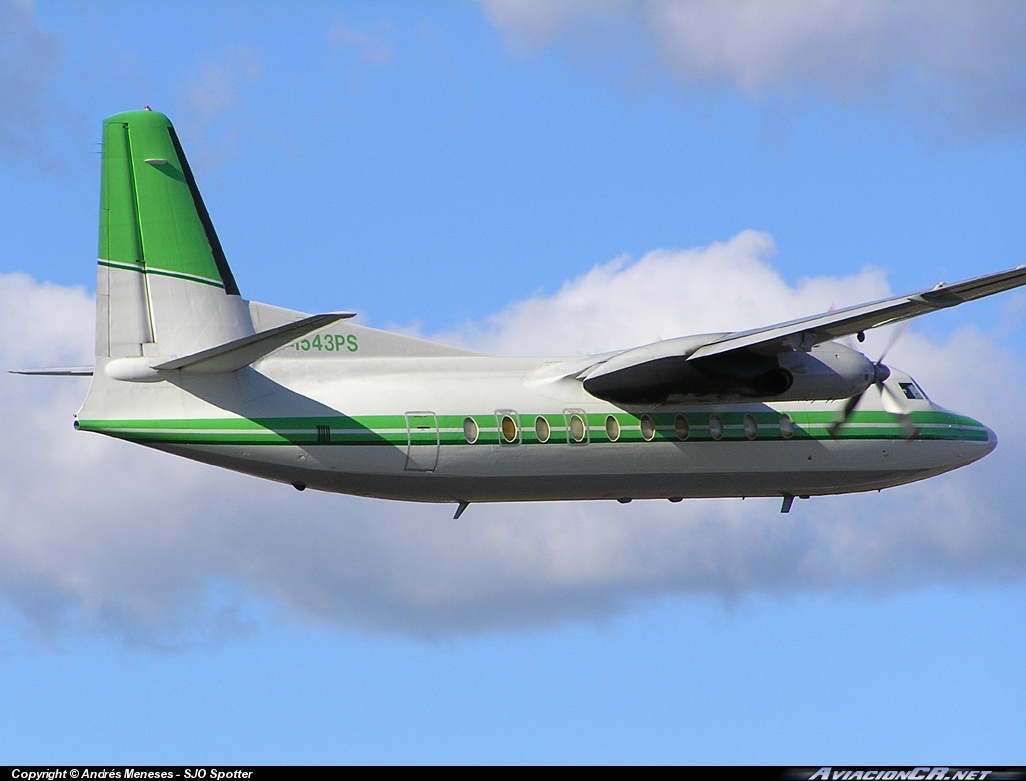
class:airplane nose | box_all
[959,423,998,465]
[936,416,998,471]
[984,425,998,452]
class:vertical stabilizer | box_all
[96,109,252,361]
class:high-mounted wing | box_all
[690,265,1026,360]
[581,265,1026,404]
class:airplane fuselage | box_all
[76,341,995,505]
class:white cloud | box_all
[479,0,1026,136]
[2,236,1025,643]
[442,230,891,355]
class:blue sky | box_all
[2,0,1026,763]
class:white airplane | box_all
[16,109,1026,517]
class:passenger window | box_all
[779,413,795,440]
[501,414,518,443]
[605,415,620,442]
[742,413,758,441]
[535,416,550,443]
[640,415,656,441]
[709,414,723,441]
[569,414,587,443]
[674,415,689,441]
[563,409,589,444]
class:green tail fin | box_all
[99,109,239,294]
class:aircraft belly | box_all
[154,435,991,503]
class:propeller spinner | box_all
[828,325,918,440]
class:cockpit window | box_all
[899,381,927,400]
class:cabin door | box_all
[404,412,439,472]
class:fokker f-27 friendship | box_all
[17,110,1026,516]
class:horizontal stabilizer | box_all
[153,312,355,374]
[9,366,94,376]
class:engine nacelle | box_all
[774,342,875,401]
[581,338,874,404]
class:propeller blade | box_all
[876,321,910,366]
[828,390,865,438]
[880,380,919,439]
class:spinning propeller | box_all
[828,324,918,440]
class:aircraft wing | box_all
[580,265,1026,403]
[689,264,1026,360]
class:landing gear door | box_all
[405,412,439,472]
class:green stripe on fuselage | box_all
[76,409,990,446]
